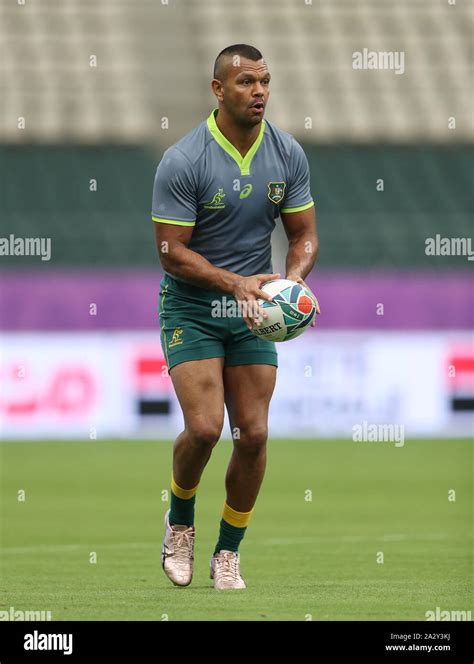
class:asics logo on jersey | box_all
[204,187,226,209]
[239,184,253,199]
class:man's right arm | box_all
[152,146,239,291]
[154,223,279,329]
[151,148,278,327]
[154,222,239,294]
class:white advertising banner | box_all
[270,332,472,437]
[0,331,472,439]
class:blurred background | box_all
[1,0,473,440]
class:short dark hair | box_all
[213,44,263,79]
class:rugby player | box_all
[152,44,319,590]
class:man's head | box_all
[212,44,270,128]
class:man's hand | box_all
[286,273,321,326]
[233,273,281,330]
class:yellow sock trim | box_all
[222,501,254,528]
[171,476,199,500]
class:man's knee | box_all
[187,418,223,449]
[233,425,268,455]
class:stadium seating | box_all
[1,0,471,268]
[1,0,471,144]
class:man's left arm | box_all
[281,206,321,318]
[281,204,318,282]
[280,138,320,318]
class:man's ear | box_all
[211,78,224,102]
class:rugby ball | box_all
[251,279,318,342]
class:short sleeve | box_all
[151,147,197,227]
[281,140,314,214]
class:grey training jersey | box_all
[152,109,314,280]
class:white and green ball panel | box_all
[253,279,317,342]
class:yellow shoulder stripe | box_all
[152,216,195,227]
[280,201,315,214]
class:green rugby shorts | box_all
[158,273,278,372]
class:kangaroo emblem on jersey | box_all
[169,327,184,347]
[268,182,286,204]
[204,187,226,209]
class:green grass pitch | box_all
[0,438,471,621]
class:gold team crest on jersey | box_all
[169,327,184,348]
[267,182,286,204]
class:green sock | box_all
[169,476,198,527]
[169,493,196,527]
[214,518,247,554]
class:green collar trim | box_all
[207,109,265,176]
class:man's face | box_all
[214,56,271,128]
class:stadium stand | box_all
[1,0,472,143]
[1,0,472,268]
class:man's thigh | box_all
[223,364,277,433]
[169,358,225,430]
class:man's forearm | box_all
[285,233,318,279]
[162,243,240,294]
